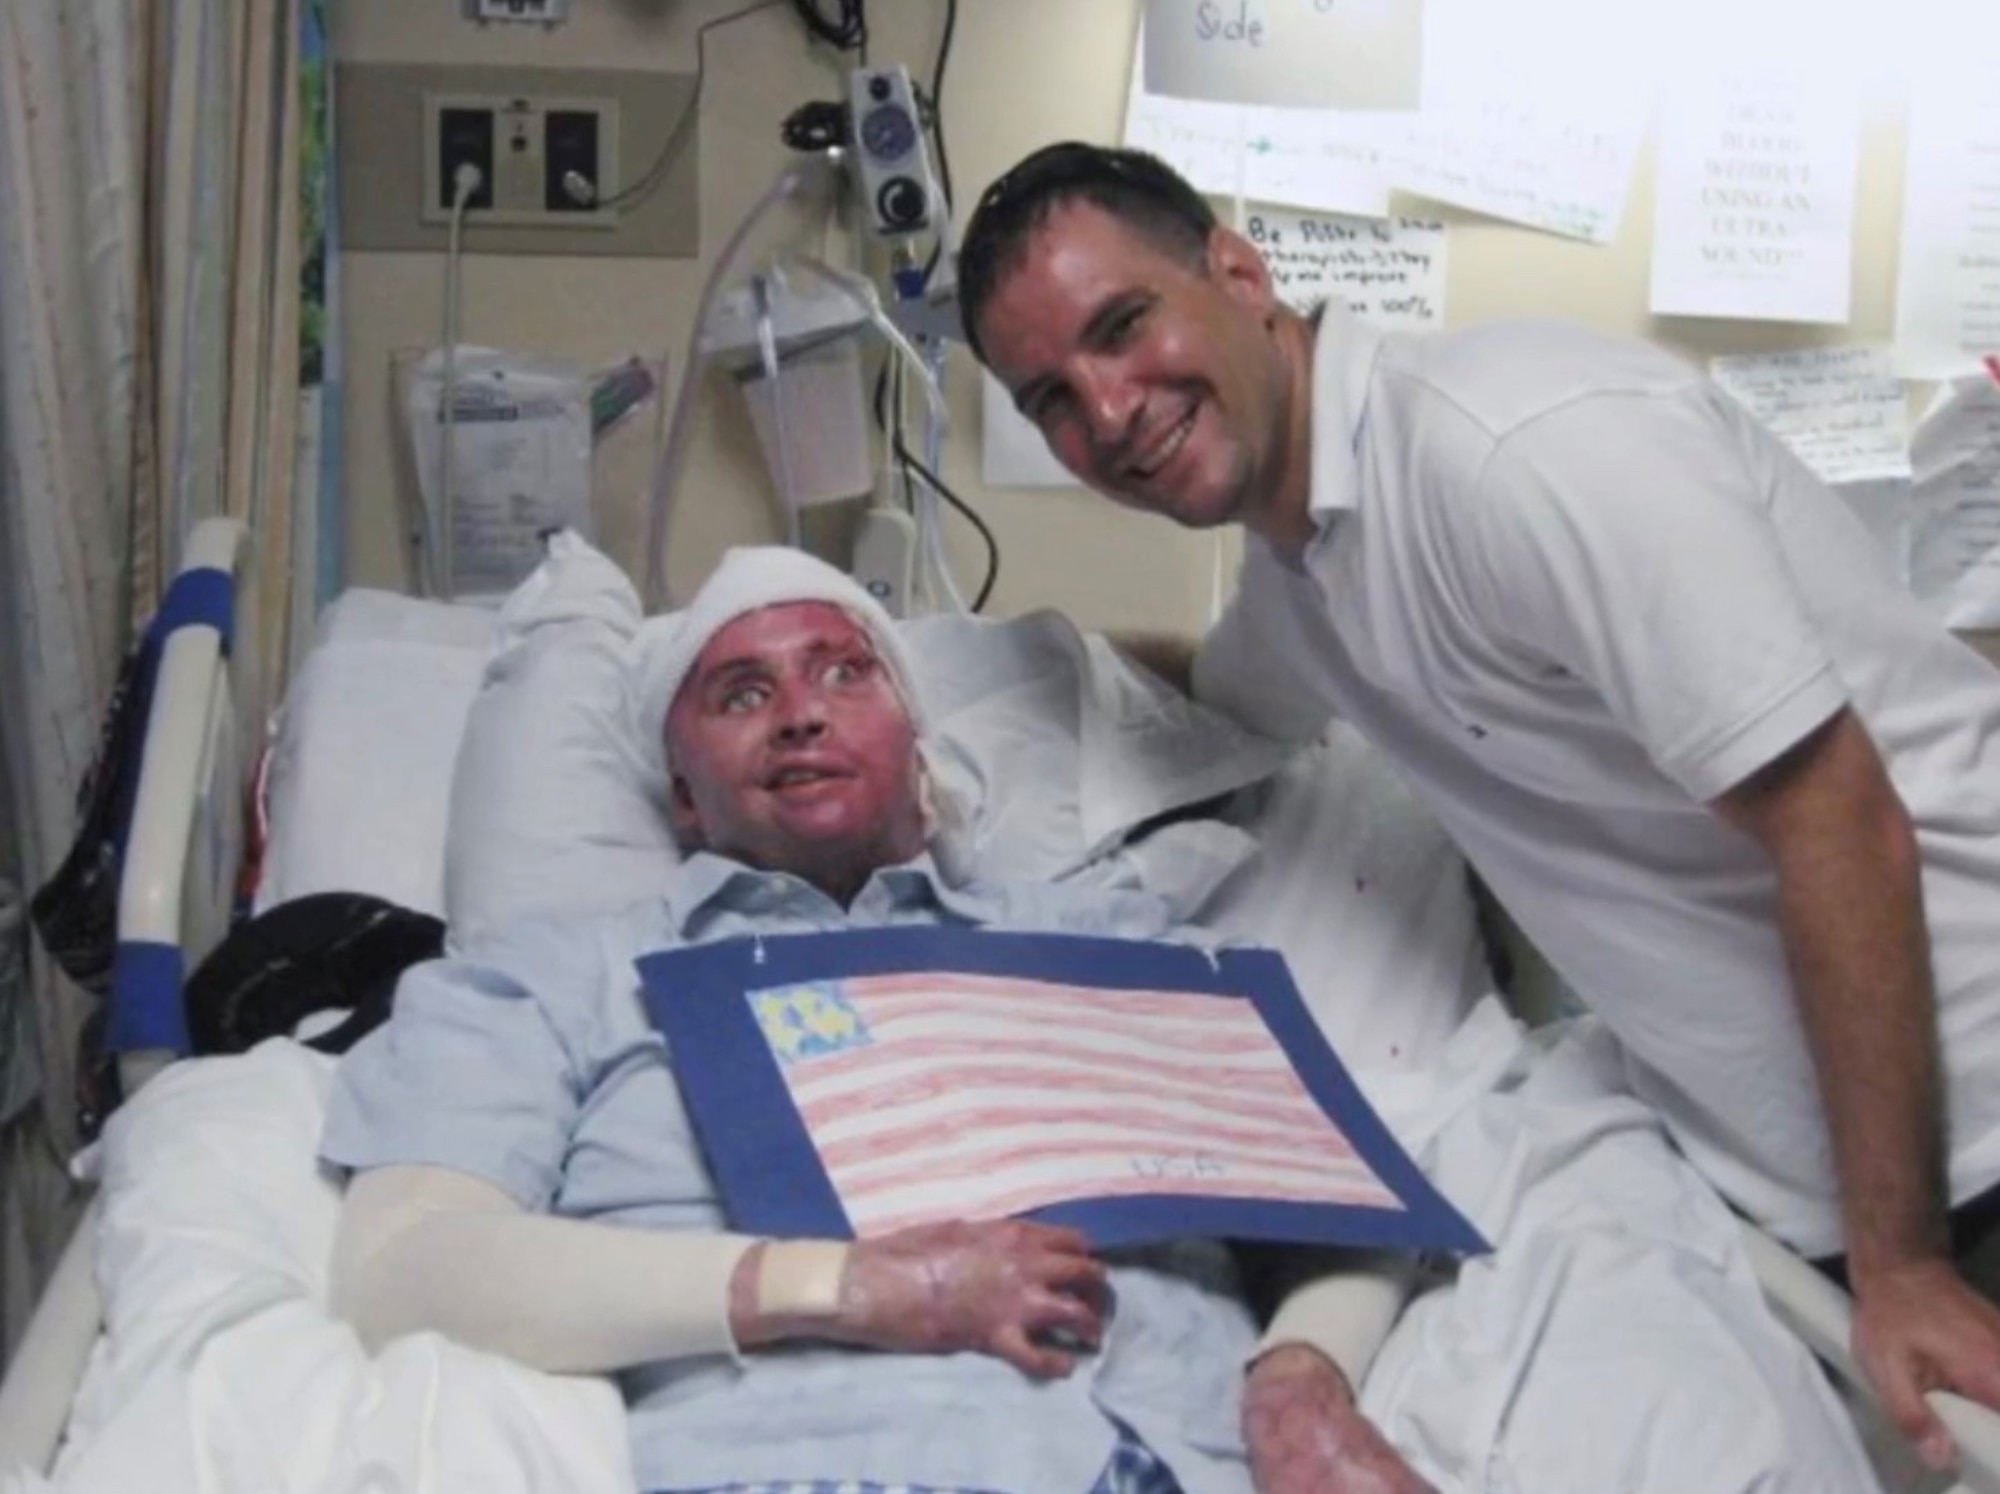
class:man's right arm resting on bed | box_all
[330,1163,1110,1377]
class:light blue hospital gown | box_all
[321,852,1261,1494]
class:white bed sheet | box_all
[32,1042,631,1494]
[1359,1005,1878,1493]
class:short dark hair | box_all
[956,142,1218,365]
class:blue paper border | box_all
[637,929,1485,1256]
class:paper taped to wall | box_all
[1120,43,1389,218]
[1241,207,1446,327]
[1141,0,1426,112]
[1710,346,1912,579]
[1894,92,2000,380]
[1709,347,1910,488]
[1650,72,1862,326]
[1912,376,2000,628]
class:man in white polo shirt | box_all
[961,140,2000,1470]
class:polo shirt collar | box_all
[664,848,978,935]
[1306,302,1385,531]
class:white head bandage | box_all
[631,546,926,791]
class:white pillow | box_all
[257,590,500,918]
[1197,724,1497,1074]
[442,535,679,941]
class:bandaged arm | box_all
[332,1164,790,1371]
[1247,1248,1416,1395]
[332,1165,1106,1379]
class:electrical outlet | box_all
[543,108,601,213]
[470,0,569,23]
[436,106,495,211]
[420,91,619,228]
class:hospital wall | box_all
[333,0,1921,637]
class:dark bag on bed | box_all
[184,893,444,1056]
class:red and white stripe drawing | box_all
[747,970,1405,1238]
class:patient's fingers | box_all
[1036,1243,1112,1306]
[991,1320,1077,1378]
[1017,1221,1094,1257]
[1025,1285,1105,1347]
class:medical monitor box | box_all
[640,926,1487,1254]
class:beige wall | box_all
[333,0,1925,635]
[333,0,1224,633]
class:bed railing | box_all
[1739,1221,2000,1494]
[0,517,249,1476]
[109,517,247,1093]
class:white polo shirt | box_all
[1196,307,2000,1255]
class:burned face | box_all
[663,602,927,897]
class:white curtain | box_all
[0,0,307,1357]
[0,0,147,1352]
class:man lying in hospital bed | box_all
[318,544,1878,1494]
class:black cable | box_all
[780,99,848,153]
[890,357,912,515]
[597,0,788,212]
[927,0,956,214]
[868,337,997,609]
[921,0,958,286]
[788,0,867,52]
[895,435,1000,612]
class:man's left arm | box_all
[1236,1248,1433,1493]
[1715,706,2000,1467]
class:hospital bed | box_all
[1,518,1998,1493]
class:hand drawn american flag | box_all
[746,970,1404,1238]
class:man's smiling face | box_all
[975,200,1296,535]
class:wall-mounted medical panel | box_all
[338,62,696,257]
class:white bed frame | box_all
[0,517,248,1474]
[1,516,1997,1492]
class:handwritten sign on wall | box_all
[1122,47,1390,217]
[1384,98,1645,245]
[1709,346,1910,487]
[1242,208,1447,328]
[1142,0,1426,111]
[1710,345,1912,578]
[1649,73,1861,324]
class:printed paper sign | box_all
[1894,94,2000,379]
[1650,72,1862,324]
[1911,376,2000,628]
[642,928,1486,1254]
